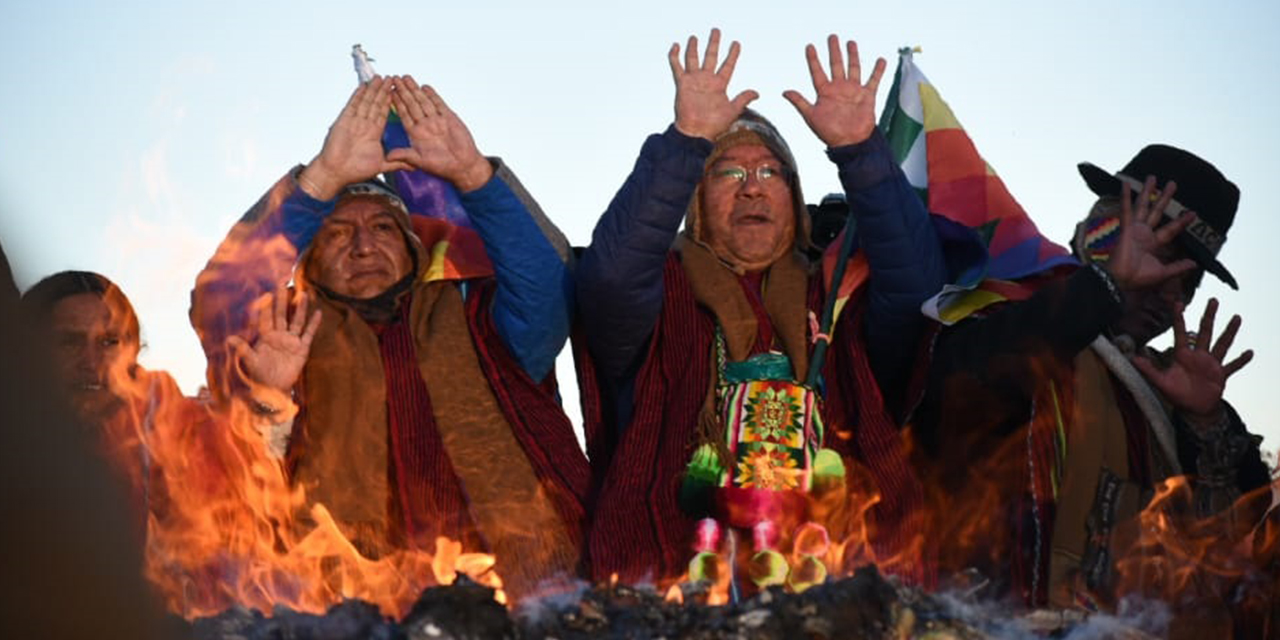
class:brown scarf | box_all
[291,202,578,594]
[294,280,579,592]
[676,236,813,464]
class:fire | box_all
[139,394,504,619]
[652,468,916,606]
[1106,476,1278,631]
[129,223,507,620]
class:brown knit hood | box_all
[684,109,813,263]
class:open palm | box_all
[387,76,492,192]
[301,76,412,200]
[1133,299,1253,418]
[669,28,758,141]
[784,35,886,148]
[1104,177,1196,291]
[228,288,321,393]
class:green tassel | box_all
[688,551,721,584]
[787,555,828,593]
[812,448,845,483]
[679,444,725,516]
[749,549,789,588]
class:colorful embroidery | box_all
[743,386,804,445]
[722,377,820,491]
[1082,215,1120,264]
[736,445,801,490]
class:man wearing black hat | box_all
[910,143,1269,609]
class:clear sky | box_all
[2,0,1277,452]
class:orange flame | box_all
[652,463,921,604]
[139,393,503,619]
[134,226,505,620]
[1112,477,1275,599]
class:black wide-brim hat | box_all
[1078,144,1240,289]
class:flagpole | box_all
[804,47,919,389]
[804,215,857,389]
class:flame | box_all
[137,392,503,619]
[128,227,506,620]
[651,464,919,604]
[1111,477,1276,603]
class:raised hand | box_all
[1132,298,1254,423]
[783,35,886,148]
[387,76,494,192]
[299,76,412,200]
[1103,177,1197,292]
[228,287,322,393]
[669,28,759,141]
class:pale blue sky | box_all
[2,0,1277,451]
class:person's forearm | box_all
[462,159,573,383]
[829,130,945,389]
[190,167,333,397]
[933,266,1122,391]
[1179,402,1270,517]
[578,126,712,379]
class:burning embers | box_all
[139,388,1278,638]
[186,567,956,639]
[182,565,1188,639]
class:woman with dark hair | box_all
[22,270,144,423]
[2,259,170,637]
[20,271,235,551]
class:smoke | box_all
[1061,596,1172,640]
[512,574,592,627]
[930,587,1172,639]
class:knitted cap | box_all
[686,110,811,255]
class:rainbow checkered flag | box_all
[879,48,1075,322]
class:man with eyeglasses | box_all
[577,30,949,589]
[909,144,1270,610]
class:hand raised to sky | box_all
[783,35,886,148]
[386,76,494,193]
[1132,298,1253,426]
[669,28,759,141]
[228,287,322,394]
[1103,177,1197,292]
[298,76,412,201]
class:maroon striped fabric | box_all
[377,300,481,550]
[738,271,776,352]
[464,281,590,555]
[587,254,931,586]
[588,257,714,582]
[817,278,933,588]
[573,320,613,484]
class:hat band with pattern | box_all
[1114,173,1225,257]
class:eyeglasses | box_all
[708,164,787,187]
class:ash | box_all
[181,568,1161,640]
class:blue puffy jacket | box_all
[578,125,947,413]
[192,159,572,385]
